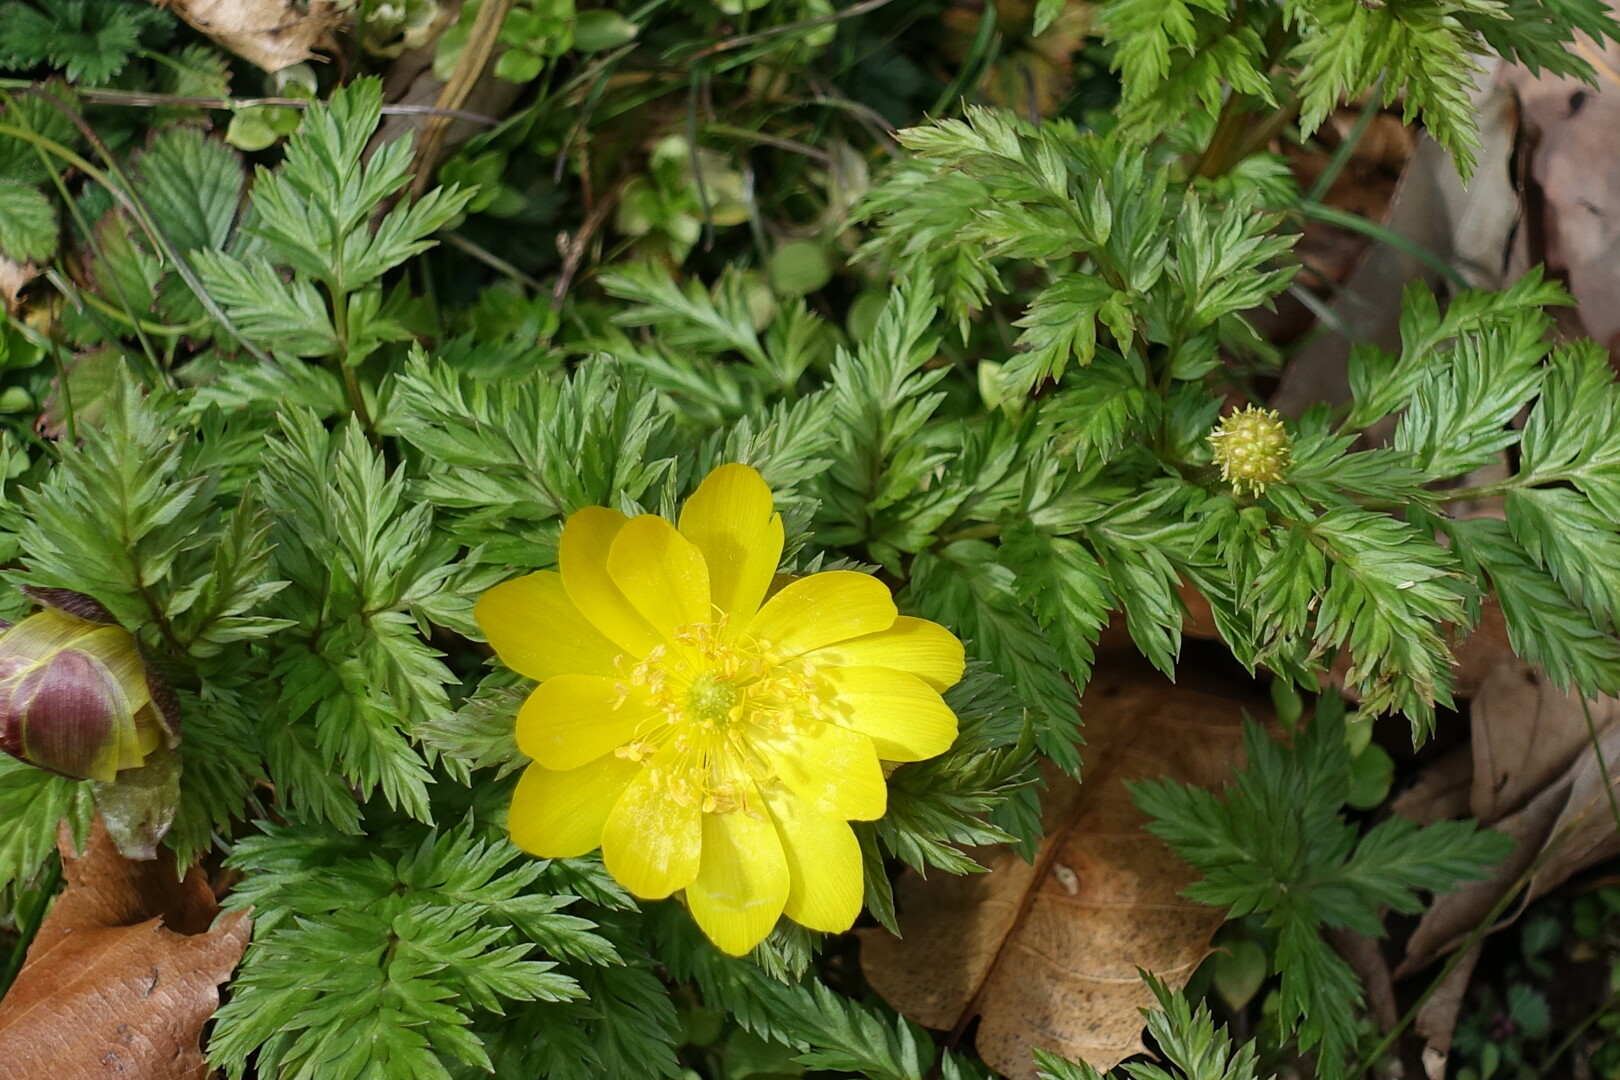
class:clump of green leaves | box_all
[1134,696,1514,1077]
[209,818,653,1080]
[6,0,1620,1078]
[0,0,172,85]
[1100,0,1620,174]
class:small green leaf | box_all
[1214,938,1269,1012]
[0,181,56,263]
[769,240,832,297]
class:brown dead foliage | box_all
[0,817,251,1079]
[1502,34,1620,355]
[156,0,341,73]
[859,660,1262,1079]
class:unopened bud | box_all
[0,595,177,783]
[1209,406,1292,498]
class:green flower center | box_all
[684,673,741,725]
[613,620,826,814]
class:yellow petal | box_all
[745,572,896,658]
[819,666,958,762]
[754,720,886,821]
[804,616,965,692]
[607,515,712,638]
[763,786,864,933]
[515,674,657,771]
[0,608,97,660]
[560,505,667,657]
[678,464,784,626]
[686,798,790,956]
[474,570,624,680]
[508,755,638,858]
[601,758,703,899]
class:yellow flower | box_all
[476,464,965,955]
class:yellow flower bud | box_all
[1209,405,1292,498]
[0,592,177,783]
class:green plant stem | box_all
[7,88,166,383]
[1299,200,1472,291]
[940,523,1001,544]
[1306,79,1386,202]
[1438,480,1519,503]
[0,858,61,996]
[928,1,999,117]
[1353,828,1577,1077]
[0,80,500,124]
[702,122,834,163]
[675,0,896,61]
[1581,695,1620,834]
[1194,95,1253,179]
[1536,985,1620,1077]
[326,287,380,446]
[442,232,547,293]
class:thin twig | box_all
[1353,826,1580,1077]
[443,232,546,293]
[410,0,516,197]
[551,180,624,308]
[0,81,500,125]
[677,0,895,60]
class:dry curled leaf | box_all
[1398,668,1620,976]
[0,817,251,1079]
[859,662,1258,1080]
[0,254,38,314]
[155,0,341,73]
[1414,944,1483,1080]
[1502,26,1620,354]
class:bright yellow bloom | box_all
[476,464,964,955]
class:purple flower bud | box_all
[0,603,176,783]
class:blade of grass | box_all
[1299,200,1472,292]
[1306,80,1386,203]
[0,96,273,367]
[1353,824,1580,1077]
[928,1,1000,117]
[0,857,61,996]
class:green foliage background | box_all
[1,1,1619,1078]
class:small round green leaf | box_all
[769,240,831,296]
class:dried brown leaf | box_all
[156,0,341,73]
[1399,675,1620,974]
[1470,666,1620,823]
[1391,746,1475,826]
[859,663,1259,1080]
[1327,928,1397,1033]
[0,817,250,1078]
[1414,944,1483,1080]
[374,0,522,176]
[1502,28,1620,351]
[1271,70,1522,417]
[0,254,38,314]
